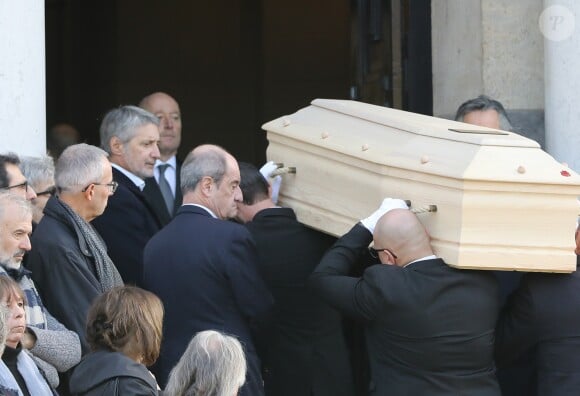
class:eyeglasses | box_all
[36,186,57,197]
[1,181,28,193]
[368,246,398,260]
[81,181,118,194]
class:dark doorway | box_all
[350,0,432,114]
[45,0,431,165]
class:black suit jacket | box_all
[142,205,273,394]
[143,162,183,226]
[92,168,161,286]
[495,263,580,396]
[245,207,354,396]
[310,224,501,395]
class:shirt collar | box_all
[155,156,177,169]
[404,255,438,268]
[111,163,145,191]
[183,203,218,218]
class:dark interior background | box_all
[45,0,431,165]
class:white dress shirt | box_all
[111,163,145,191]
[154,156,177,196]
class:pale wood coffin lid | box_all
[262,99,580,272]
[262,98,580,185]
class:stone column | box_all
[543,0,580,171]
[0,0,46,156]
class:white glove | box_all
[270,175,282,205]
[259,161,278,179]
[260,161,283,204]
[361,198,409,233]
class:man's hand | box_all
[361,198,408,233]
[260,161,282,204]
[259,161,278,179]
[21,328,37,350]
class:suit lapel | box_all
[143,176,172,224]
[143,162,183,225]
[113,168,164,228]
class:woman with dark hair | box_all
[0,276,56,395]
[69,286,164,395]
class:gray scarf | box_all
[58,199,123,292]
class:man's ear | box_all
[267,184,273,199]
[199,176,214,197]
[110,136,124,156]
[82,184,95,201]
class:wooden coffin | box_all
[262,99,580,272]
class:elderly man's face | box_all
[463,109,501,130]
[208,157,243,220]
[141,94,182,159]
[92,159,115,218]
[0,205,32,269]
[30,179,55,224]
[121,123,161,179]
[3,164,36,201]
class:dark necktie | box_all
[157,164,174,215]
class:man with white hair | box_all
[0,192,81,389]
[20,155,56,225]
[27,143,123,353]
[165,330,247,396]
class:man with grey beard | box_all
[0,192,81,389]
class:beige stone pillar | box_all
[431,0,544,142]
[543,0,580,171]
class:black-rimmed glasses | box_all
[1,181,28,193]
[368,246,398,260]
[81,181,119,194]
[36,186,57,197]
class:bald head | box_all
[190,144,225,158]
[373,209,433,266]
[139,92,177,109]
[139,92,181,161]
[181,144,242,219]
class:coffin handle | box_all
[271,166,296,177]
[406,200,437,214]
[411,205,437,214]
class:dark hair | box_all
[238,162,269,205]
[0,153,20,188]
[86,286,164,366]
[454,95,513,131]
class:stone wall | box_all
[431,0,545,147]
